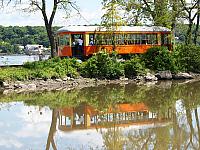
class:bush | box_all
[81,51,124,79]
[124,55,146,78]
[24,57,79,79]
[0,67,32,81]
[143,46,177,72]
[173,44,200,72]
[0,57,81,81]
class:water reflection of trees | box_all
[2,81,200,149]
[46,109,58,150]
[96,103,172,150]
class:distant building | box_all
[25,44,44,55]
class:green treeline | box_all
[1,44,200,81]
[0,24,200,54]
[0,26,59,54]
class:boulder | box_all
[39,81,46,86]
[3,89,12,95]
[2,82,9,88]
[14,83,27,89]
[63,76,71,81]
[119,77,128,81]
[144,73,158,81]
[27,84,37,90]
[134,76,144,81]
[69,78,75,81]
[155,70,172,80]
[0,81,14,89]
[173,72,194,79]
[55,79,63,82]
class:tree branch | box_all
[142,0,155,18]
[180,0,190,14]
[31,0,42,11]
[49,0,58,26]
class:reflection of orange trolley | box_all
[56,26,172,58]
[58,103,172,131]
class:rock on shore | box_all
[0,72,199,95]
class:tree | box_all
[169,0,184,31]
[193,0,200,45]
[27,0,79,57]
[143,0,169,27]
[0,0,78,57]
[0,41,14,53]
[122,0,144,25]
[180,0,200,44]
[101,0,126,50]
[169,0,184,46]
[141,0,183,30]
[123,0,183,46]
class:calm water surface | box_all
[0,80,200,150]
[0,55,49,66]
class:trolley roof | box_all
[57,25,171,33]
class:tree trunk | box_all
[171,22,176,48]
[41,0,57,58]
[194,8,200,45]
[186,20,193,45]
[171,0,179,47]
[46,24,55,58]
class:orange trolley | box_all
[56,25,171,58]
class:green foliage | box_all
[0,26,60,54]
[124,55,146,78]
[0,67,32,81]
[2,44,200,81]
[101,0,125,27]
[143,46,177,72]
[0,57,80,81]
[24,57,80,79]
[173,44,200,72]
[2,80,198,111]
[81,51,124,79]
[101,0,126,49]
[0,42,14,54]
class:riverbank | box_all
[1,71,200,95]
[1,45,200,94]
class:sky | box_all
[0,0,103,26]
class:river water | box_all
[0,80,200,150]
[0,55,49,66]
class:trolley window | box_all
[59,34,70,46]
[161,34,170,45]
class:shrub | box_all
[24,57,79,79]
[0,57,81,81]
[124,55,146,78]
[173,44,200,72]
[143,46,177,72]
[81,51,124,79]
[0,67,32,81]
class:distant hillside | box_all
[0,26,60,54]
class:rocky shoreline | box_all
[0,71,200,95]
